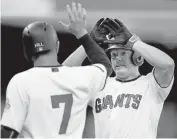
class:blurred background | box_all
[1,0,177,138]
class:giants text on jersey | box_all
[91,70,174,138]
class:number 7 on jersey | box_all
[51,94,73,134]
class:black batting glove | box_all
[90,18,109,46]
[102,18,140,49]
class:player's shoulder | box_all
[10,71,25,82]
[69,63,106,70]
[83,64,107,75]
[142,70,154,81]
[10,68,33,83]
[89,64,108,76]
[98,76,114,90]
[66,64,107,74]
[132,73,153,86]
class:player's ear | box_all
[56,40,60,53]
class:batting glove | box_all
[103,18,140,49]
[90,18,110,49]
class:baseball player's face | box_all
[110,48,136,77]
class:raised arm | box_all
[62,45,87,66]
[62,18,110,67]
[101,18,175,100]
[103,18,175,87]
[60,3,112,76]
[132,40,174,87]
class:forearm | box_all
[1,125,19,138]
[79,34,112,76]
[62,45,87,66]
[132,40,174,69]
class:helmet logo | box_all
[35,42,44,48]
[34,42,44,52]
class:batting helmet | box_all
[22,21,59,61]
[105,45,144,66]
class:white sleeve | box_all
[146,68,174,103]
[0,75,28,133]
[89,64,107,93]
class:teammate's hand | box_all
[59,2,88,39]
[90,18,109,45]
[102,18,140,48]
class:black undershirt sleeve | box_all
[1,125,19,138]
[79,34,112,76]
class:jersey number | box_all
[51,94,73,134]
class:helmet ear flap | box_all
[132,51,144,66]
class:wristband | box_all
[126,34,141,49]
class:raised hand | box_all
[102,18,132,45]
[59,2,88,39]
[102,18,141,49]
[90,18,109,45]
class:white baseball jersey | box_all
[91,69,174,138]
[0,64,107,138]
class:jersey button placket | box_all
[109,108,118,138]
[106,108,113,138]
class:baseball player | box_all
[0,3,112,138]
[63,18,175,138]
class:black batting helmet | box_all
[22,21,59,61]
[105,44,144,66]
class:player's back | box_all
[15,65,100,138]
